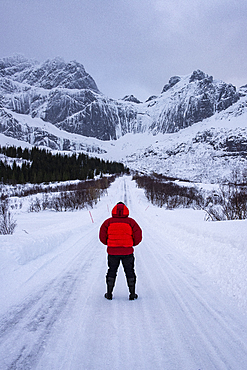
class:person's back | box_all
[99,202,142,300]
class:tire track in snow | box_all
[125,176,247,369]
[136,210,247,369]
[0,230,101,370]
[67,209,181,367]
[3,273,80,370]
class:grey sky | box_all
[1,0,246,101]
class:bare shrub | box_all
[0,199,17,234]
[202,184,247,221]
[134,174,201,209]
[134,172,247,221]
[29,197,42,212]
[28,175,116,212]
[42,194,49,210]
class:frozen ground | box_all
[1,176,247,369]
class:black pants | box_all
[107,254,136,280]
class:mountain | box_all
[0,55,240,139]
[0,55,247,183]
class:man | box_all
[99,202,142,300]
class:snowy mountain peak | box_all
[0,55,99,92]
[161,75,181,93]
[189,69,213,83]
[161,70,214,94]
[0,54,38,78]
[122,95,142,103]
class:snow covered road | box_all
[1,176,247,369]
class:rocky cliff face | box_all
[149,70,239,134]
[0,55,99,91]
[0,55,244,144]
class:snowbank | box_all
[163,210,247,309]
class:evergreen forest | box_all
[0,146,128,184]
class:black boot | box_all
[127,277,138,300]
[105,276,115,300]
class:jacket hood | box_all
[112,203,129,218]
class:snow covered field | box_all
[1,176,247,369]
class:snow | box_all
[1,176,247,369]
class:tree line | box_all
[0,145,129,184]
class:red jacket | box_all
[99,203,142,255]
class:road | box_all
[0,176,247,369]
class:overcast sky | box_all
[1,0,246,101]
